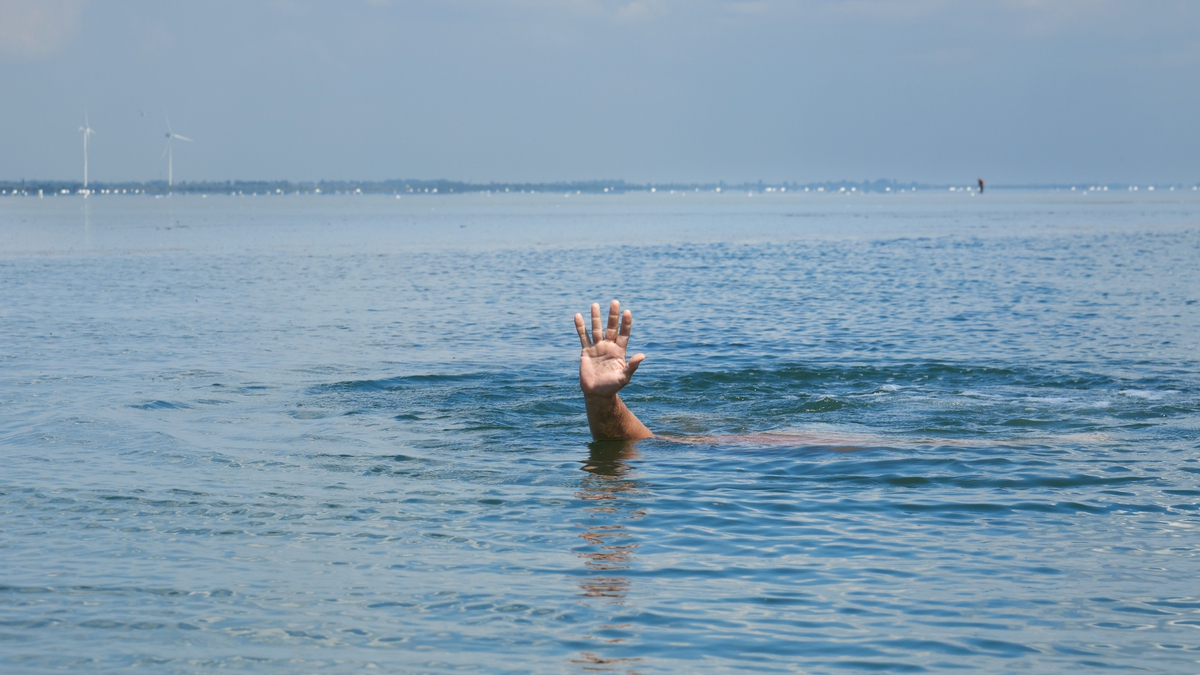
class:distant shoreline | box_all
[1,178,1196,197]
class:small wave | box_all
[288,409,330,420]
[129,400,191,411]
[313,372,491,394]
[798,397,846,413]
[1000,418,1065,428]
[1022,396,1072,404]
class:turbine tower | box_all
[78,111,96,192]
[163,114,193,188]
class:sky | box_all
[1,0,1197,185]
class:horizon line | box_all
[3,177,1199,196]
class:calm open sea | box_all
[2,190,1199,673]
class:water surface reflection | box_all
[571,441,648,672]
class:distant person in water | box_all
[978,178,984,194]
[574,301,654,440]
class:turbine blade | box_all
[163,141,170,157]
[173,134,193,142]
[165,112,172,133]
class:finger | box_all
[605,300,621,342]
[624,353,645,379]
[615,309,633,349]
[590,303,603,345]
[574,313,591,348]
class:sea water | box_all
[2,190,1198,673]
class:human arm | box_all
[574,301,653,441]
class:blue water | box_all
[2,191,1199,672]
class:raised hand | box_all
[573,301,653,440]
[574,300,645,397]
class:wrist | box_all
[583,392,620,413]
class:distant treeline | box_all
[2,178,1196,196]
[0,178,926,195]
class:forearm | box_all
[584,393,653,441]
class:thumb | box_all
[624,353,645,378]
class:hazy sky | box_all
[2,0,1197,184]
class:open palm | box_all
[575,301,645,397]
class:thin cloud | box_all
[614,1,669,22]
[486,0,671,22]
[0,0,86,60]
[727,1,773,15]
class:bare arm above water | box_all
[574,301,653,441]
[570,303,1100,449]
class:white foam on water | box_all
[957,390,1002,399]
[1023,396,1072,405]
[1119,389,1177,400]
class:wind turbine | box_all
[162,113,192,188]
[79,111,96,192]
